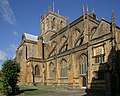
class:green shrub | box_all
[1,59,20,95]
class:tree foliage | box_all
[1,59,20,95]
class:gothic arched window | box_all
[52,18,56,30]
[73,28,80,38]
[60,59,68,77]
[49,62,55,79]
[80,54,87,75]
[60,21,64,29]
[91,27,97,39]
[46,18,49,29]
[35,65,40,76]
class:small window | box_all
[93,14,96,19]
[93,46,105,64]
[80,63,87,75]
[60,21,64,29]
[52,18,56,29]
[35,65,40,76]
[95,55,104,64]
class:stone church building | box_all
[16,6,120,94]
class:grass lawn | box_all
[36,84,67,89]
[20,86,53,95]
[0,80,53,95]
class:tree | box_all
[1,59,20,95]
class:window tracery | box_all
[79,54,87,75]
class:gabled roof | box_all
[91,19,111,39]
[23,32,38,42]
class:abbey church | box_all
[16,6,120,94]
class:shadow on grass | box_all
[19,88,37,94]
[83,89,106,96]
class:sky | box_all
[0,0,120,68]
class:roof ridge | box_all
[24,32,38,37]
[24,32,38,42]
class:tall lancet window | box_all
[52,18,56,30]
[60,21,64,29]
[60,59,68,77]
[49,62,55,79]
[80,54,87,75]
[46,18,49,30]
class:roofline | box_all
[16,39,38,50]
[50,14,100,40]
[50,15,84,40]
[101,18,120,29]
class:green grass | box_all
[36,84,67,89]
[0,80,53,95]
[20,86,53,95]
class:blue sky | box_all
[0,0,120,68]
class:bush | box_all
[1,59,20,95]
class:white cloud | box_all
[7,44,18,52]
[0,50,8,62]
[0,0,16,24]
[13,31,18,36]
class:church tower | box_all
[40,9,67,42]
